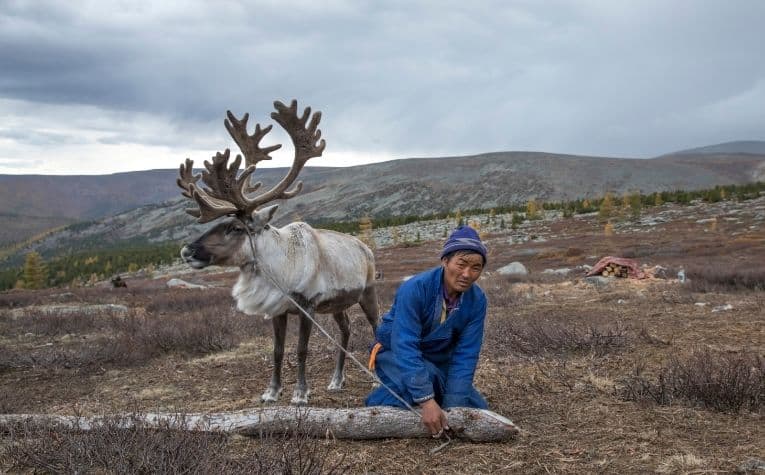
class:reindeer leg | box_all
[359,285,380,335]
[261,313,287,403]
[291,312,313,405]
[327,310,350,391]
[359,285,381,389]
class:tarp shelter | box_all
[586,256,646,279]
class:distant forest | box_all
[1,181,763,291]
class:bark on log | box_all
[0,406,519,442]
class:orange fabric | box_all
[368,342,383,371]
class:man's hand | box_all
[420,399,449,437]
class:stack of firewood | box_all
[601,263,629,278]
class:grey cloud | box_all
[0,0,764,167]
[0,128,84,146]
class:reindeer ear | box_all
[251,205,279,229]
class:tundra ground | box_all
[1,198,763,473]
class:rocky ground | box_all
[1,197,763,473]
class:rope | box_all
[240,222,453,449]
[241,224,419,415]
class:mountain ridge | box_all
[1,144,764,260]
[662,140,765,156]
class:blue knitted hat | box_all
[440,226,487,263]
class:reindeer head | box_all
[178,100,324,269]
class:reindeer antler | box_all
[246,100,326,209]
[224,111,282,168]
[178,100,325,223]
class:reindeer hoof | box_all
[290,388,311,406]
[327,377,345,391]
[260,387,282,403]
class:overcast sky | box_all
[1,1,764,175]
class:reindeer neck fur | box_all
[231,221,374,318]
[232,222,317,318]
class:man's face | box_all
[442,252,484,296]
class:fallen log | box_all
[0,406,519,442]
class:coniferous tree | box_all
[511,213,524,229]
[526,200,541,220]
[599,192,615,222]
[23,251,48,289]
[454,209,463,227]
[629,192,642,220]
[358,216,376,250]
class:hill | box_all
[664,140,765,156]
[1,147,764,260]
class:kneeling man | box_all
[366,226,489,437]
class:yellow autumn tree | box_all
[358,216,376,250]
[390,227,401,246]
[468,219,486,239]
[23,251,48,290]
[454,209,463,227]
[629,191,642,220]
[598,192,615,222]
[526,199,541,220]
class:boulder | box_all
[497,262,528,276]
[166,278,207,290]
[542,268,571,275]
[584,276,611,287]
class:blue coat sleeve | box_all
[390,282,435,403]
[442,295,487,408]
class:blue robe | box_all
[365,266,488,409]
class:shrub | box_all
[0,308,116,338]
[484,318,630,358]
[683,266,765,292]
[145,287,233,314]
[116,307,266,357]
[0,305,266,373]
[619,349,765,412]
[1,413,348,474]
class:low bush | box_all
[0,305,267,373]
[145,287,233,314]
[619,349,764,412]
[0,289,53,309]
[485,318,630,358]
[0,308,117,338]
[1,414,348,474]
[136,308,264,355]
[683,266,765,292]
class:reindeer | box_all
[177,100,379,405]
